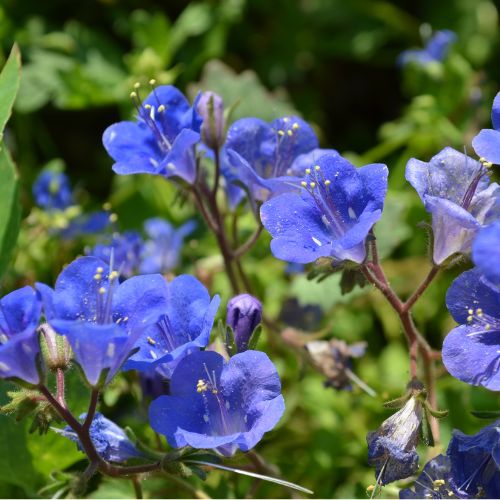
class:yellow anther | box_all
[277,130,285,136]
[325,179,331,186]
[366,485,375,493]
[305,168,311,174]
[433,479,445,487]
[109,213,118,223]
[485,324,491,330]
[287,129,293,136]
[468,308,474,315]
[147,336,156,346]
[130,91,137,99]
[292,122,299,129]
[467,315,473,323]
[102,202,111,211]
[109,271,119,281]
[99,287,106,295]
[211,389,218,394]
[144,104,152,110]
[196,379,208,393]
[149,78,156,86]
[300,181,308,187]
[158,104,165,112]
[479,157,486,163]
[96,267,104,273]
[314,165,320,171]
[476,308,483,315]
[133,82,141,89]
[94,274,102,281]
[283,117,290,123]
[309,182,316,189]
[484,161,493,168]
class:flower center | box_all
[460,163,487,211]
[92,265,120,325]
[270,118,302,178]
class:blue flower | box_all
[56,412,142,463]
[60,210,111,240]
[224,116,318,201]
[124,275,219,377]
[406,147,500,265]
[367,396,423,485]
[103,85,202,184]
[0,287,42,384]
[398,30,456,67]
[399,454,451,499]
[442,268,500,390]
[447,419,500,498]
[37,256,165,386]
[260,152,388,264]
[149,350,285,456]
[139,365,170,400]
[473,221,500,287]
[90,231,144,279]
[139,218,196,275]
[226,294,262,353]
[33,170,73,211]
[472,92,500,164]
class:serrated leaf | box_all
[0,44,21,139]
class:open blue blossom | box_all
[472,92,500,164]
[447,419,500,498]
[56,412,142,463]
[398,30,456,67]
[406,147,500,265]
[37,256,165,386]
[367,396,423,485]
[103,85,202,184]
[33,170,73,211]
[149,350,285,456]
[224,116,318,201]
[0,287,42,384]
[261,152,388,264]
[443,268,500,390]
[125,275,220,378]
[472,221,500,287]
[399,454,451,499]
[139,218,196,274]
[90,231,144,279]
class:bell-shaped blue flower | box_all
[367,396,423,485]
[472,92,500,164]
[139,218,196,275]
[261,152,388,264]
[125,275,220,377]
[33,170,73,211]
[56,412,142,463]
[442,268,500,390]
[37,256,166,386]
[224,116,318,201]
[472,221,500,287]
[406,147,500,265]
[103,85,202,184]
[398,30,456,67]
[149,350,285,456]
[89,231,144,278]
[0,287,42,384]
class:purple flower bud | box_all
[226,294,262,353]
[197,91,225,150]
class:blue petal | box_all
[425,30,456,60]
[0,330,41,384]
[472,222,500,286]
[0,286,41,338]
[472,129,500,165]
[289,148,340,177]
[442,324,500,390]
[399,455,451,499]
[160,129,200,184]
[491,92,500,130]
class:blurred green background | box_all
[0,0,499,498]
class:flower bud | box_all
[226,294,262,353]
[197,91,225,150]
[40,323,71,370]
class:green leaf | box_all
[0,145,21,279]
[0,44,21,139]
[471,410,500,419]
[0,415,39,495]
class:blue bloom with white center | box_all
[406,147,500,265]
[139,218,196,275]
[33,170,73,211]
[103,85,202,184]
[37,256,165,387]
[149,350,285,457]
[367,395,423,485]
[447,419,500,498]
[442,268,500,391]
[260,152,388,264]
[90,231,144,279]
[398,30,456,67]
[473,221,500,287]
[125,275,220,378]
[472,92,500,164]
[224,116,318,201]
[0,286,42,384]
[56,412,142,463]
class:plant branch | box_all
[233,225,263,259]
[402,265,440,312]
